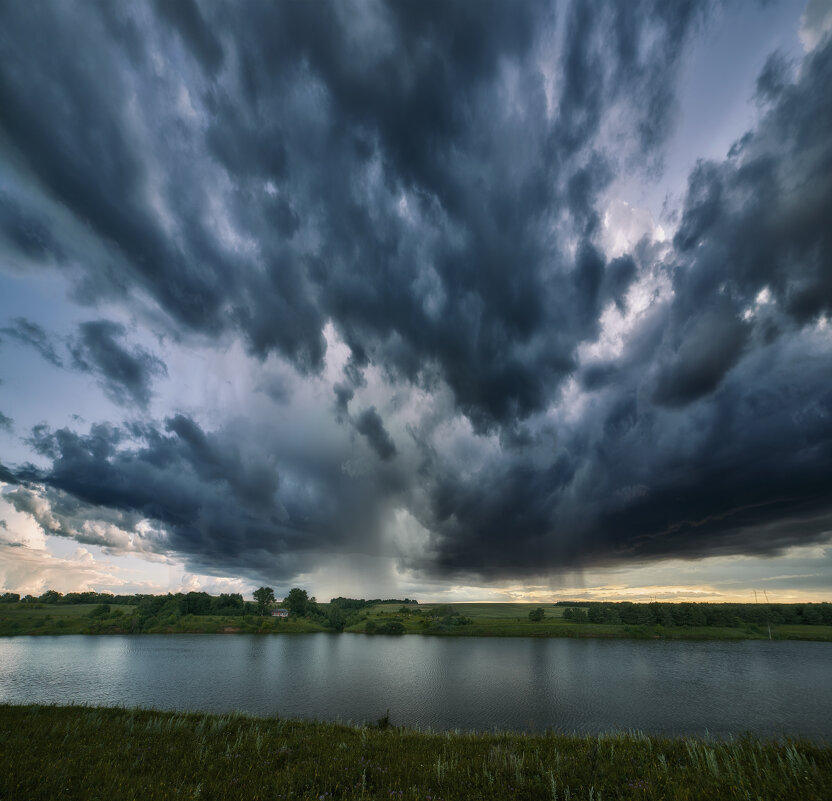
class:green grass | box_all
[3,602,832,641]
[345,604,832,641]
[2,603,137,617]
[772,625,832,641]
[0,605,327,636]
[0,704,829,800]
[369,603,576,619]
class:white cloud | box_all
[0,541,126,595]
[600,199,667,261]
[800,0,832,52]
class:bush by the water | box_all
[365,619,405,635]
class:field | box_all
[1,704,829,801]
[2,601,831,641]
[0,604,327,637]
[345,604,832,641]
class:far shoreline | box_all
[3,599,831,641]
[3,622,831,642]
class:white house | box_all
[271,608,289,618]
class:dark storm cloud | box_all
[754,50,792,104]
[671,38,832,326]
[1,1,831,583]
[0,5,231,333]
[333,383,354,424]
[152,0,224,75]
[0,411,12,433]
[0,0,706,427]
[0,318,63,366]
[652,302,750,407]
[70,321,167,409]
[0,194,64,263]
[3,413,404,582]
[412,337,832,578]
[408,37,832,577]
[354,407,397,462]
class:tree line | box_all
[4,591,828,629]
[252,589,419,632]
[0,587,424,635]
[2,590,147,605]
[558,601,832,627]
[0,588,424,634]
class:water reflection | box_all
[0,634,829,741]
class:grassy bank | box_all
[0,603,327,636]
[345,603,832,642]
[0,705,829,800]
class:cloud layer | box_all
[1,1,830,589]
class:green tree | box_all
[528,607,545,622]
[253,587,276,616]
[327,605,346,632]
[285,587,309,616]
[90,603,110,618]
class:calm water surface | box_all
[1,635,830,740]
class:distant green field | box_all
[367,602,576,619]
[774,625,832,641]
[346,603,832,641]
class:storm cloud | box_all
[70,321,167,409]
[355,407,397,462]
[10,410,408,582]
[0,318,63,367]
[0,1,830,588]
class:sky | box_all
[1,0,831,604]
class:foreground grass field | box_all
[0,705,829,801]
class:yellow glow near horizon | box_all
[417,585,831,605]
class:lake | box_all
[1,634,830,741]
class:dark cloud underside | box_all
[354,407,397,462]
[70,320,167,409]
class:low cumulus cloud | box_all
[0,1,830,587]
